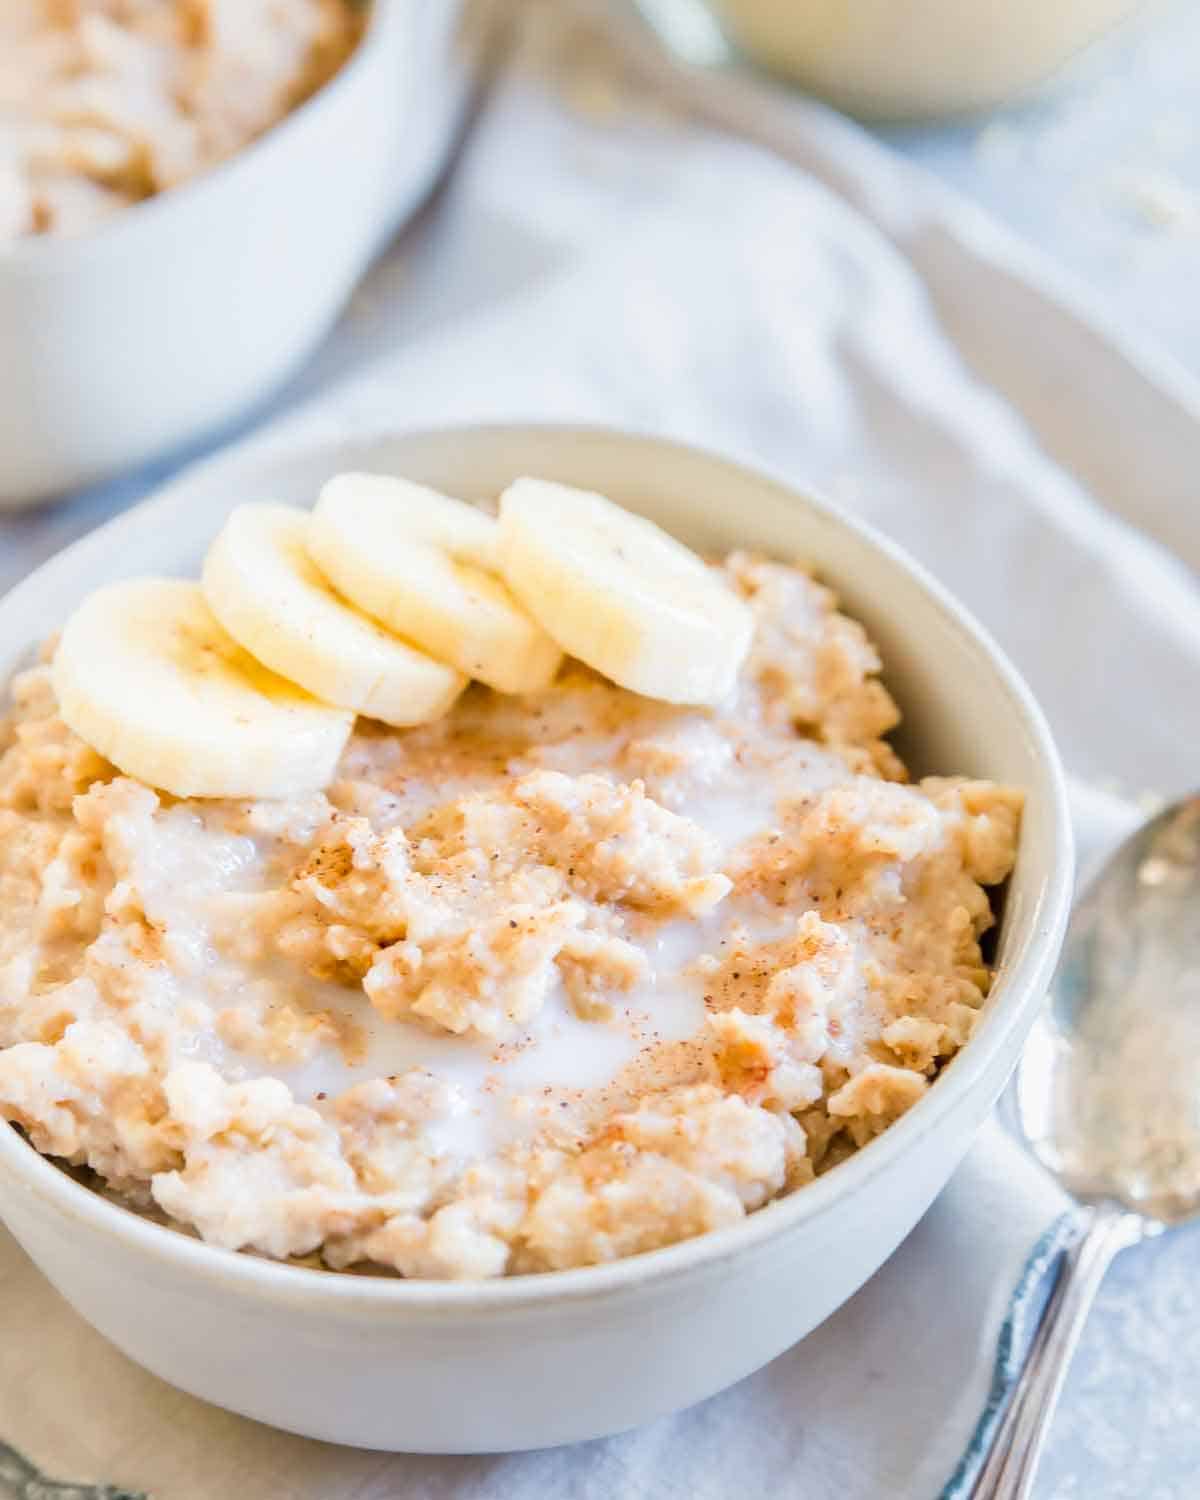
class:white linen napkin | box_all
[4,3,1200,1494]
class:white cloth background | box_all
[2,4,1199,1495]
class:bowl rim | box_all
[0,422,1075,1313]
[0,0,399,271]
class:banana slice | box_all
[308,473,562,695]
[53,579,353,800]
[203,503,466,728]
[497,479,754,706]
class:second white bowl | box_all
[0,0,474,508]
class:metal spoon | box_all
[970,795,1200,1500]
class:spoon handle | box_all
[969,1203,1143,1500]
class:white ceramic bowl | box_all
[0,425,1074,1453]
[0,0,473,508]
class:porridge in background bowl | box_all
[0,474,1021,1280]
[0,0,364,241]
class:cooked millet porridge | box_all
[0,0,364,242]
[0,555,1020,1278]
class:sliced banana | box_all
[53,579,353,800]
[203,503,466,728]
[497,478,755,706]
[308,473,562,695]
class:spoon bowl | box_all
[1018,796,1200,1228]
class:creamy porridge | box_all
[0,0,364,242]
[0,477,1021,1278]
